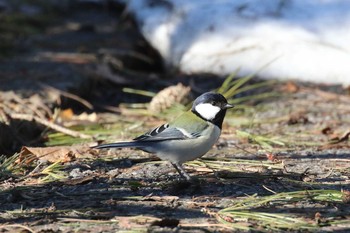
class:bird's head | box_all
[191,92,234,127]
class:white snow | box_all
[124,0,350,86]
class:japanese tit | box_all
[93,92,233,180]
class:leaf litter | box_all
[1,79,349,232]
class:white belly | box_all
[147,124,221,164]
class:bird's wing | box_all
[133,111,208,142]
[133,124,196,141]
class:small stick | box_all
[0,224,35,233]
[10,113,92,139]
[39,83,93,110]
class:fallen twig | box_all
[10,113,92,139]
[0,224,35,233]
[39,83,93,110]
[329,130,350,144]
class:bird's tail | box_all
[92,141,143,150]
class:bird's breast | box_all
[152,123,221,164]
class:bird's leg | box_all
[171,162,192,181]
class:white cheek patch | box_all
[195,103,221,120]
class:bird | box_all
[93,92,234,180]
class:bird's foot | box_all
[171,162,193,181]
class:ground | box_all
[0,1,349,232]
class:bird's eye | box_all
[211,101,217,105]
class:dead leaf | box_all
[288,111,308,125]
[329,130,350,144]
[321,126,333,135]
[281,81,299,93]
[18,146,92,164]
[342,189,350,203]
[219,214,235,223]
[60,109,74,120]
[266,153,278,162]
[315,212,322,224]
[73,112,98,122]
[59,111,98,127]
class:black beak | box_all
[224,103,234,109]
